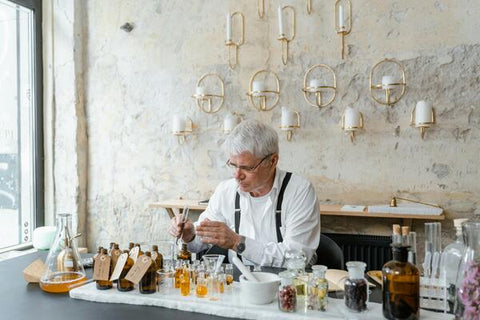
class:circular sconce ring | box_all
[302,64,337,108]
[192,73,225,114]
[369,58,406,106]
[246,69,280,112]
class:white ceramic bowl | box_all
[239,272,281,305]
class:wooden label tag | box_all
[125,255,152,284]
[110,253,128,281]
[129,246,139,262]
[93,254,111,281]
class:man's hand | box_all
[196,218,241,250]
[167,214,195,243]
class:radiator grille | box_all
[323,233,392,271]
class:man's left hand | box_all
[196,218,240,250]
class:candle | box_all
[224,114,238,133]
[338,4,345,29]
[381,76,396,90]
[415,101,433,124]
[172,115,186,133]
[344,107,361,128]
[278,6,284,36]
[281,107,297,128]
[196,86,206,96]
[252,81,266,95]
[226,13,232,42]
[309,79,322,89]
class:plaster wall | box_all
[46,0,480,252]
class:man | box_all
[168,120,320,267]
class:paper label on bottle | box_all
[125,255,152,284]
[151,251,158,262]
[111,249,122,269]
[110,253,128,281]
[129,246,139,262]
[93,254,111,281]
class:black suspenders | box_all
[234,172,292,244]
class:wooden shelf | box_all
[149,200,445,222]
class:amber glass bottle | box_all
[177,243,191,262]
[92,246,103,270]
[117,250,134,292]
[139,252,157,294]
[135,243,144,257]
[152,245,163,270]
[128,242,134,251]
[382,245,420,320]
[96,249,113,290]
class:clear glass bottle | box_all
[307,265,328,311]
[382,246,420,320]
[285,249,308,309]
[440,218,468,313]
[225,263,234,290]
[39,213,87,293]
[344,261,368,313]
[454,214,480,320]
[139,251,157,294]
[278,270,297,312]
[117,250,134,292]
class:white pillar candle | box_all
[309,79,322,89]
[172,115,186,133]
[226,13,232,42]
[196,86,206,96]
[415,101,433,124]
[381,76,396,90]
[344,107,361,128]
[338,4,345,29]
[252,81,266,94]
[278,6,284,35]
[224,114,238,133]
[281,107,297,128]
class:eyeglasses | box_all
[226,154,273,173]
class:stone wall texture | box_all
[47,0,480,256]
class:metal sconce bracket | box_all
[411,105,436,139]
[246,70,281,111]
[192,73,225,114]
[278,5,296,65]
[369,58,407,106]
[307,0,312,14]
[258,0,265,18]
[172,118,194,144]
[225,12,245,69]
[341,112,364,143]
[335,0,352,60]
[302,64,337,108]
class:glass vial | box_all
[152,245,164,270]
[382,245,420,320]
[278,270,297,312]
[177,243,192,262]
[139,252,157,294]
[307,265,328,311]
[345,261,368,313]
[117,250,134,292]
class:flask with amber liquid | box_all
[139,252,157,294]
[177,243,191,262]
[96,249,113,290]
[382,245,420,320]
[117,250,134,292]
[152,245,163,270]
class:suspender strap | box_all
[275,172,292,243]
[234,192,242,260]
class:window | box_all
[0,0,43,251]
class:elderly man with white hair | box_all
[168,119,320,267]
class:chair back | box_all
[316,233,344,270]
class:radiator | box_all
[323,233,392,271]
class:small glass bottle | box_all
[225,264,234,290]
[216,266,226,294]
[285,249,308,309]
[196,271,208,298]
[382,245,420,320]
[344,261,368,313]
[278,271,297,312]
[152,245,164,270]
[110,243,122,269]
[174,260,183,289]
[135,243,144,257]
[92,246,103,271]
[96,248,113,290]
[307,265,328,311]
[128,242,134,251]
[180,264,191,296]
[454,214,480,320]
[177,243,192,262]
[139,251,157,294]
[117,250,134,292]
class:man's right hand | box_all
[167,214,195,243]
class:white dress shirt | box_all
[187,168,321,267]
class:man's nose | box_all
[233,168,244,180]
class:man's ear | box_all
[270,153,279,166]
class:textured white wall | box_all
[46,0,480,251]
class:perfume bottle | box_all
[96,249,113,290]
[307,265,328,311]
[117,250,134,292]
[177,243,191,262]
[344,261,368,313]
[152,245,164,270]
[382,245,420,320]
[139,252,157,294]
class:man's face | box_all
[228,152,278,195]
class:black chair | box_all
[316,233,344,270]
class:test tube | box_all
[408,231,417,265]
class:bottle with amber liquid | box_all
[139,252,157,294]
[382,245,420,320]
[174,260,183,289]
[152,245,163,270]
[180,265,191,296]
[92,246,103,270]
[177,243,191,262]
[96,249,113,290]
[117,250,134,292]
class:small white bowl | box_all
[239,272,281,305]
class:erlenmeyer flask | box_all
[39,213,87,293]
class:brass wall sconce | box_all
[411,100,435,139]
[280,107,300,141]
[192,73,225,114]
[302,64,337,108]
[223,113,243,134]
[307,0,312,14]
[334,0,352,60]
[225,12,245,69]
[246,70,280,111]
[369,58,406,106]
[277,5,296,65]
[172,115,194,144]
[341,106,364,142]
[258,0,265,18]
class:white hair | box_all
[223,119,279,158]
